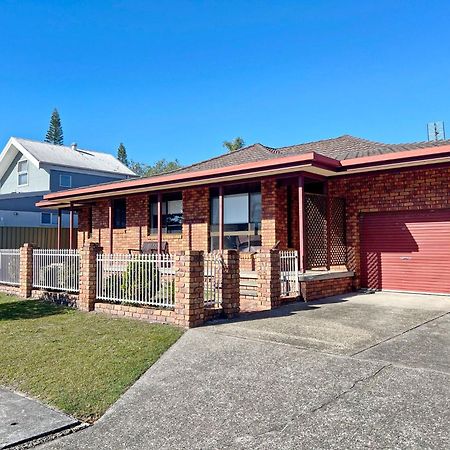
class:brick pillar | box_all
[221,250,240,318]
[19,243,35,298]
[256,248,281,309]
[174,250,204,328]
[78,242,102,311]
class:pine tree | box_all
[117,143,128,166]
[45,109,64,145]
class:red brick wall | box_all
[300,276,353,301]
[182,187,209,252]
[77,194,185,253]
[261,179,289,249]
[329,166,450,287]
[95,302,176,324]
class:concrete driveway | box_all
[39,292,450,449]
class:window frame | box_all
[209,185,261,252]
[148,193,183,235]
[17,160,29,186]
[113,198,127,229]
[41,212,52,225]
[59,174,72,188]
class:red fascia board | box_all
[341,144,450,168]
[41,152,339,202]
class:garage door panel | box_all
[360,210,450,294]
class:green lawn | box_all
[0,294,183,422]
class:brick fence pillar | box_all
[256,248,281,309]
[19,243,35,298]
[174,250,204,328]
[78,242,102,311]
[221,250,240,318]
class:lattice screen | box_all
[305,194,327,269]
[329,197,347,266]
[304,194,346,269]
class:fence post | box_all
[78,242,102,311]
[221,250,240,318]
[174,250,204,328]
[19,243,35,298]
[256,248,281,309]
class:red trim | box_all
[36,143,450,208]
[39,152,337,203]
[218,186,224,251]
[340,144,450,168]
[332,160,450,180]
[298,175,306,273]
[57,209,62,250]
[108,201,113,254]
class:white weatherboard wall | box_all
[0,151,50,194]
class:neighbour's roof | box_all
[173,135,450,174]
[8,137,136,176]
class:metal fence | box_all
[32,249,80,292]
[0,227,74,249]
[96,253,175,308]
[204,252,223,307]
[0,249,20,285]
[280,250,299,297]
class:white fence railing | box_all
[280,250,299,297]
[204,252,223,307]
[0,249,20,285]
[96,253,175,308]
[32,249,80,292]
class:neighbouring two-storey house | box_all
[0,137,135,247]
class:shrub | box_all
[121,259,160,301]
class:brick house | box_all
[37,135,450,299]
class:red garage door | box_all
[360,210,450,294]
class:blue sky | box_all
[0,0,449,166]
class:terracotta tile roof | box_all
[173,135,450,174]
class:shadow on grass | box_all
[0,299,66,321]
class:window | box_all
[59,174,72,188]
[149,193,183,234]
[113,198,127,229]
[210,185,261,252]
[17,160,28,186]
[41,212,51,225]
[41,213,59,225]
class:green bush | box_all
[121,259,160,301]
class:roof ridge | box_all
[163,142,270,176]
[12,136,114,157]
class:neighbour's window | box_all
[41,213,58,225]
[59,174,72,188]
[149,192,183,234]
[113,198,127,229]
[210,184,261,252]
[41,212,51,225]
[18,160,28,186]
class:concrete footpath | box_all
[38,292,450,449]
[0,388,78,449]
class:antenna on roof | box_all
[427,121,446,141]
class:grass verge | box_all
[0,294,183,422]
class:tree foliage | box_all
[45,109,64,145]
[128,158,182,177]
[117,143,128,166]
[223,137,245,152]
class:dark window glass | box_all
[149,193,183,234]
[209,186,261,252]
[113,198,127,229]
